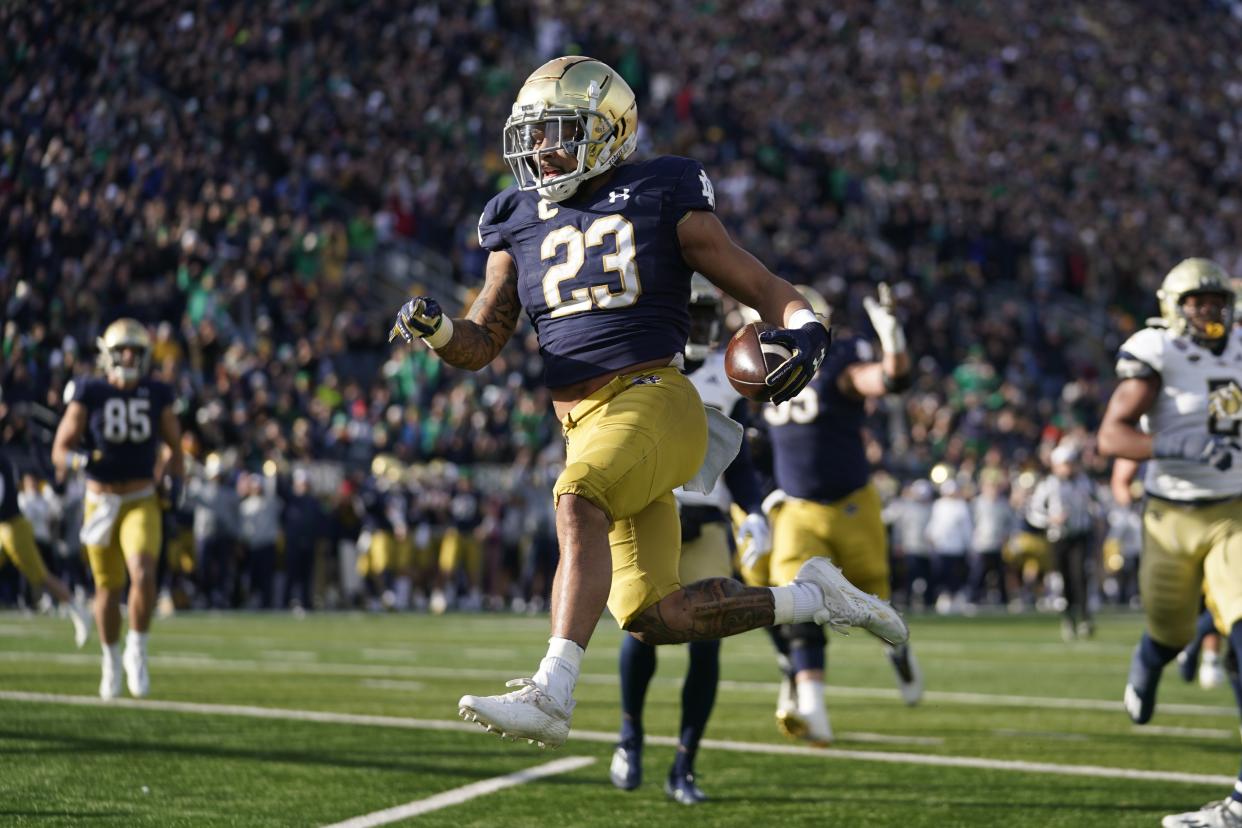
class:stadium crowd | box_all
[3,1,1241,613]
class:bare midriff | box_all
[549,355,676,420]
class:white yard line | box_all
[319,756,595,828]
[0,690,1231,787]
[3,649,1235,718]
[359,679,425,692]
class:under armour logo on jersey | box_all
[630,374,662,386]
[609,188,630,203]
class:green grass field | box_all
[1,609,1238,826]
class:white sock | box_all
[103,642,121,664]
[771,583,824,624]
[532,636,583,706]
[796,678,826,716]
[126,630,148,652]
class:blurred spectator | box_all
[239,472,282,609]
[926,480,974,614]
[282,469,326,611]
[1029,444,1100,640]
[188,455,240,608]
[969,473,1015,607]
[885,479,934,612]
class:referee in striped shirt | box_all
[1028,444,1098,640]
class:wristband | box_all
[422,315,454,350]
[788,308,822,330]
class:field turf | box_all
[1,609,1237,826]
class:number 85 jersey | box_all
[478,156,715,388]
[69,377,173,484]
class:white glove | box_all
[862,283,906,355]
[761,488,789,516]
[736,512,772,569]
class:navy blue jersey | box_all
[764,336,872,502]
[359,480,401,533]
[0,448,19,522]
[70,378,173,484]
[478,156,715,387]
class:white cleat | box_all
[100,652,123,700]
[68,603,90,649]
[457,678,573,748]
[1200,653,1226,690]
[800,705,833,747]
[1162,800,1242,827]
[123,644,149,698]
[775,674,806,741]
[795,557,909,646]
[888,643,924,706]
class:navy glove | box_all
[760,321,832,405]
[388,296,446,344]
[1153,433,1240,471]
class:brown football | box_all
[725,321,791,402]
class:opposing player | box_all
[608,275,770,804]
[0,440,90,646]
[52,319,183,699]
[1096,260,1242,828]
[758,285,922,745]
[389,56,907,747]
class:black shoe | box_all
[664,768,706,805]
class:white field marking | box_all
[2,650,1236,718]
[360,679,425,692]
[319,756,595,828]
[0,624,55,637]
[991,728,1091,742]
[359,649,420,661]
[1134,725,1238,740]
[258,650,318,661]
[0,691,1230,787]
[463,648,514,660]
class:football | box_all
[725,321,792,402]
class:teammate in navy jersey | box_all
[52,318,183,699]
[756,284,922,745]
[389,56,906,748]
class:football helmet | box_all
[685,273,723,362]
[503,56,638,202]
[1157,259,1235,344]
[97,318,151,385]
[795,284,831,322]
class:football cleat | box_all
[1200,652,1226,690]
[68,603,90,649]
[664,769,707,805]
[123,643,149,698]
[794,557,909,646]
[609,740,642,791]
[458,678,574,748]
[799,705,833,747]
[100,651,123,700]
[775,673,809,741]
[1161,800,1242,828]
[1124,644,1161,725]
[888,643,924,706]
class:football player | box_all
[52,319,183,699]
[0,440,90,646]
[756,284,922,746]
[389,56,906,747]
[608,275,770,804]
[1096,260,1242,828]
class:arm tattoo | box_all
[629,578,775,645]
[435,256,522,370]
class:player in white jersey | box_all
[608,275,771,805]
[1098,259,1242,828]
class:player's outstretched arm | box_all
[389,250,522,371]
[51,401,89,481]
[1098,377,1159,461]
[676,211,808,327]
[841,284,912,398]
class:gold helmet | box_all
[503,56,638,202]
[795,284,831,323]
[1157,258,1235,343]
[685,274,723,362]
[371,453,403,485]
[97,318,151,384]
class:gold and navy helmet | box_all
[97,318,151,384]
[685,273,723,362]
[503,56,638,203]
[795,284,831,324]
[1157,258,1235,343]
